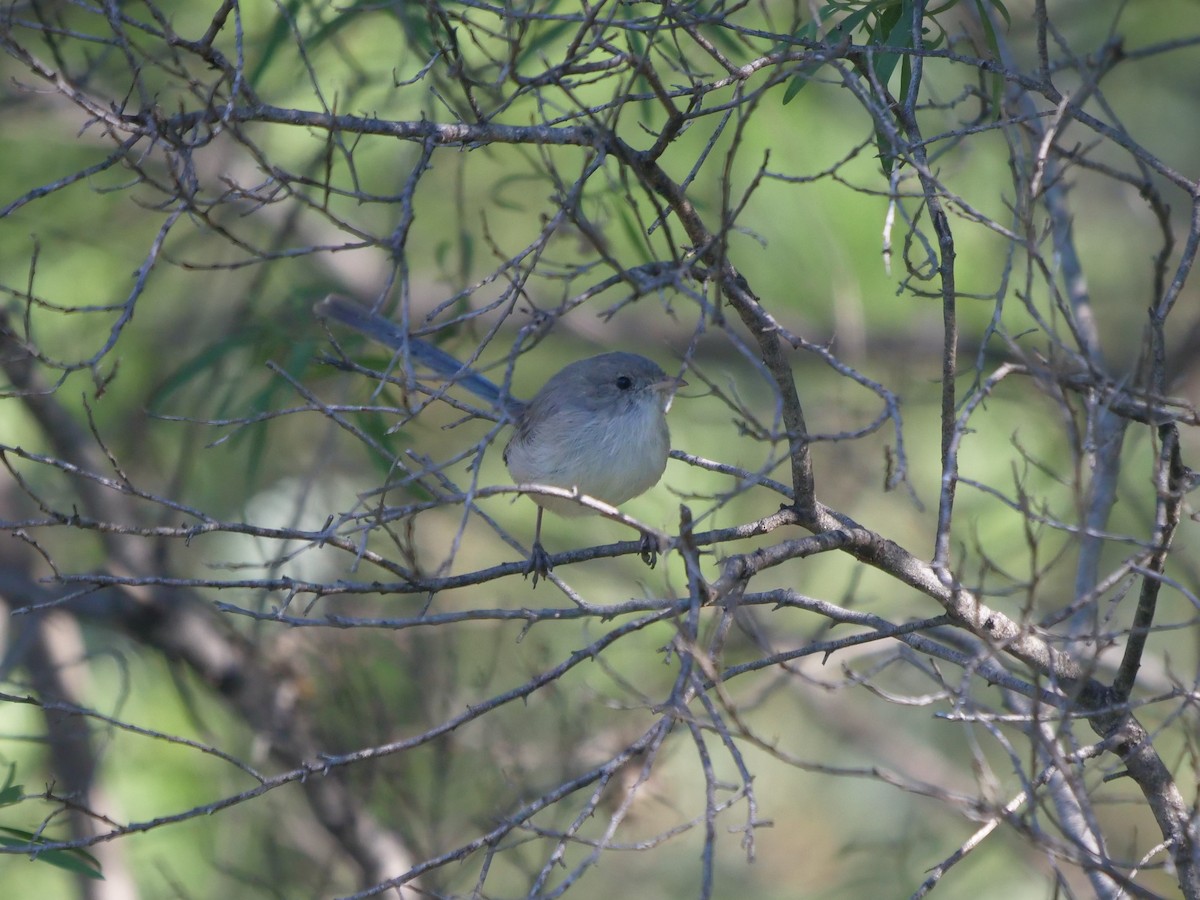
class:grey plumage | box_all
[316,295,685,583]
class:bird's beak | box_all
[655,375,687,412]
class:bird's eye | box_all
[615,375,633,390]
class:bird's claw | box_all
[525,542,553,588]
[639,532,659,569]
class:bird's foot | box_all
[639,532,660,569]
[524,542,553,588]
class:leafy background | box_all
[2,1,1199,897]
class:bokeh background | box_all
[2,1,1199,897]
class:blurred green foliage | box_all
[1,0,1198,897]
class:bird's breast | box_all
[504,398,670,514]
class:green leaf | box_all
[148,330,256,413]
[782,21,820,105]
[613,203,652,265]
[236,336,323,483]
[458,230,474,282]
[249,0,303,87]
[703,19,749,58]
[872,0,915,90]
[251,1,426,88]
[985,0,1012,27]
[0,761,20,806]
[490,171,545,211]
[782,3,883,104]
[973,0,1011,118]
[516,19,576,69]
[304,0,379,53]
[0,829,104,879]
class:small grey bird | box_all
[316,295,685,584]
